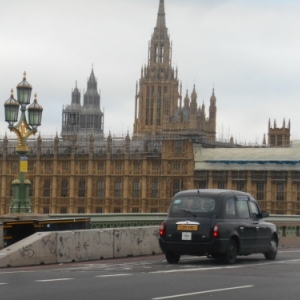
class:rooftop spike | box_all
[156,0,166,28]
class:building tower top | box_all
[156,0,166,28]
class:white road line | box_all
[152,285,254,299]
[0,271,34,274]
[95,274,132,278]
[150,265,241,274]
[0,283,8,285]
[35,278,74,282]
[278,250,300,253]
[276,258,300,263]
[151,258,300,274]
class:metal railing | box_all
[49,213,300,238]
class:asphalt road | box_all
[1,248,300,300]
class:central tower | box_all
[133,0,180,137]
[133,0,216,142]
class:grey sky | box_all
[1,0,299,144]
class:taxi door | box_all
[249,199,271,251]
[236,196,257,253]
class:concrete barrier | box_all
[0,232,57,267]
[0,224,3,250]
[0,225,299,268]
[56,229,115,263]
[0,226,161,268]
[113,227,160,258]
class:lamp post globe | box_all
[4,89,19,126]
[28,94,43,130]
[16,72,32,108]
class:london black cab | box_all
[159,189,278,264]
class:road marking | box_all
[150,265,245,274]
[95,274,132,278]
[35,278,74,282]
[0,283,8,285]
[0,271,34,274]
[277,258,300,263]
[151,258,300,274]
[278,250,300,253]
[152,285,254,299]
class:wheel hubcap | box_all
[270,240,277,253]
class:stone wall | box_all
[0,224,3,250]
[0,226,161,268]
[0,225,299,268]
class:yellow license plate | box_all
[177,224,198,231]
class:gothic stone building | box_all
[0,134,195,214]
[133,0,216,140]
[1,131,299,216]
[61,68,104,139]
[0,0,298,215]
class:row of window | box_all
[41,206,159,214]
[196,171,300,181]
[24,178,186,199]
[7,177,300,202]
[197,181,300,201]
[9,159,187,173]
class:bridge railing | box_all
[1,213,299,250]
[49,213,300,238]
[50,213,166,229]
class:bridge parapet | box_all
[1,214,300,250]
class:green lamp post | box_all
[4,72,43,213]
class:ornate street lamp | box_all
[4,72,43,213]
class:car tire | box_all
[264,236,277,260]
[165,252,180,264]
[223,239,237,264]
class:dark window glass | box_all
[225,198,236,218]
[236,199,250,219]
[43,179,51,197]
[61,179,68,197]
[249,201,260,218]
[78,179,86,198]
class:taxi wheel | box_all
[264,236,278,260]
[165,252,180,264]
[223,239,237,264]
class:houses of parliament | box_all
[1,0,299,216]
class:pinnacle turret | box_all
[156,0,166,29]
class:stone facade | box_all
[1,135,299,215]
[0,134,195,215]
[193,142,300,215]
[268,119,290,147]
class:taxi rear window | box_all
[170,196,216,215]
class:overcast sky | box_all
[1,0,300,145]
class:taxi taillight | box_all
[159,222,166,237]
[213,224,219,238]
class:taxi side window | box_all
[225,198,237,218]
[249,201,260,219]
[236,200,250,219]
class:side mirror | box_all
[261,211,269,218]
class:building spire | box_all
[156,0,166,28]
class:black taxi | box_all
[159,189,278,264]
